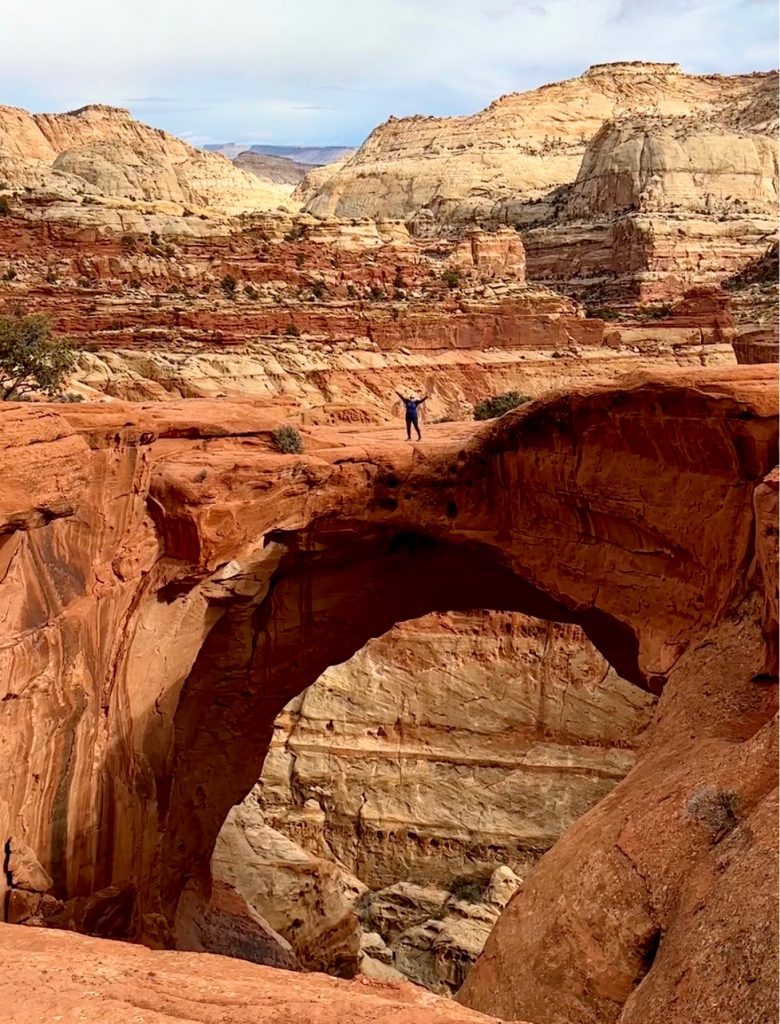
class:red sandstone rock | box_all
[0,923,517,1024]
[0,367,776,1023]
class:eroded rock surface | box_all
[257,613,654,885]
[0,923,511,1024]
[301,63,778,303]
[0,103,294,213]
[0,367,776,1024]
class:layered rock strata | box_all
[0,201,738,406]
[0,103,294,213]
[301,63,778,302]
[256,613,655,887]
[0,367,776,1023]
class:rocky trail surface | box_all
[0,923,522,1024]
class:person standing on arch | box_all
[395,390,428,441]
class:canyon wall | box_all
[0,103,294,213]
[0,201,740,408]
[210,611,655,991]
[0,366,775,1024]
[255,613,655,887]
[301,63,778,304]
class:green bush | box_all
[686,786,739,840]
[221,274,237,298]
[442,267,462,290]
[271,424,303,454]
[284,323,300,337]
[474,391,531,420]
[448,874,490,903]
[0,312,77,400]
[588,306,621,321]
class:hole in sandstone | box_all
[198,609,657,994]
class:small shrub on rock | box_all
[271,424,303,455]
[474,391,531,420]
[448,874,490,903]
[220,274,237,298]
[0,312,77,400]
[442,267,462,290]
[686,786,740,840]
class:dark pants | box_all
[406,414,421,439]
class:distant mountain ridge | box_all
[204,143,354,165]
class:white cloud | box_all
[0,0,776,144]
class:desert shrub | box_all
[589,306,621,321]
[346,283,357,299]
[151,296,162,308]
[271,424,303,454]
[56,392,85,403]
[448,874,490,903]
[686,786,740,840]
[220,274,237,298]
[244,284,259,301]
[474,391,531,420]
[369,284,386,301]
[149,230,160,248]
[284,323,300,337]
[310,279,327,301]
[442,267,462,290]
[0,312,77,400]
[3,267,17,282]
[393,268,406,290]
[637,304,673,320]
[0,196,13,217]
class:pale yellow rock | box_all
[300,63,778,228]
[258,612,657,889]
[0,104,296,215]
[212,800,366,976]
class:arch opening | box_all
[158,520,643,933]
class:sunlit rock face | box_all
[256,612,655,887]
[213,610,656,990]
[0,367,775,1023]
[0,103,294,213]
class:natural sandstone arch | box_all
[0,367,775,969]
[159,521,642,921]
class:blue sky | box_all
[2,0,777,147]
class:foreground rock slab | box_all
[0,923,520,1024]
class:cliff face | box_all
[0,103,294,214]
[300,64,778,303]
[458,590,778,1024]
[212,611,655,991]
[0,367,776,1022]
[301,64,777,224]
[257,613,655,888]
[0,202,740,407]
